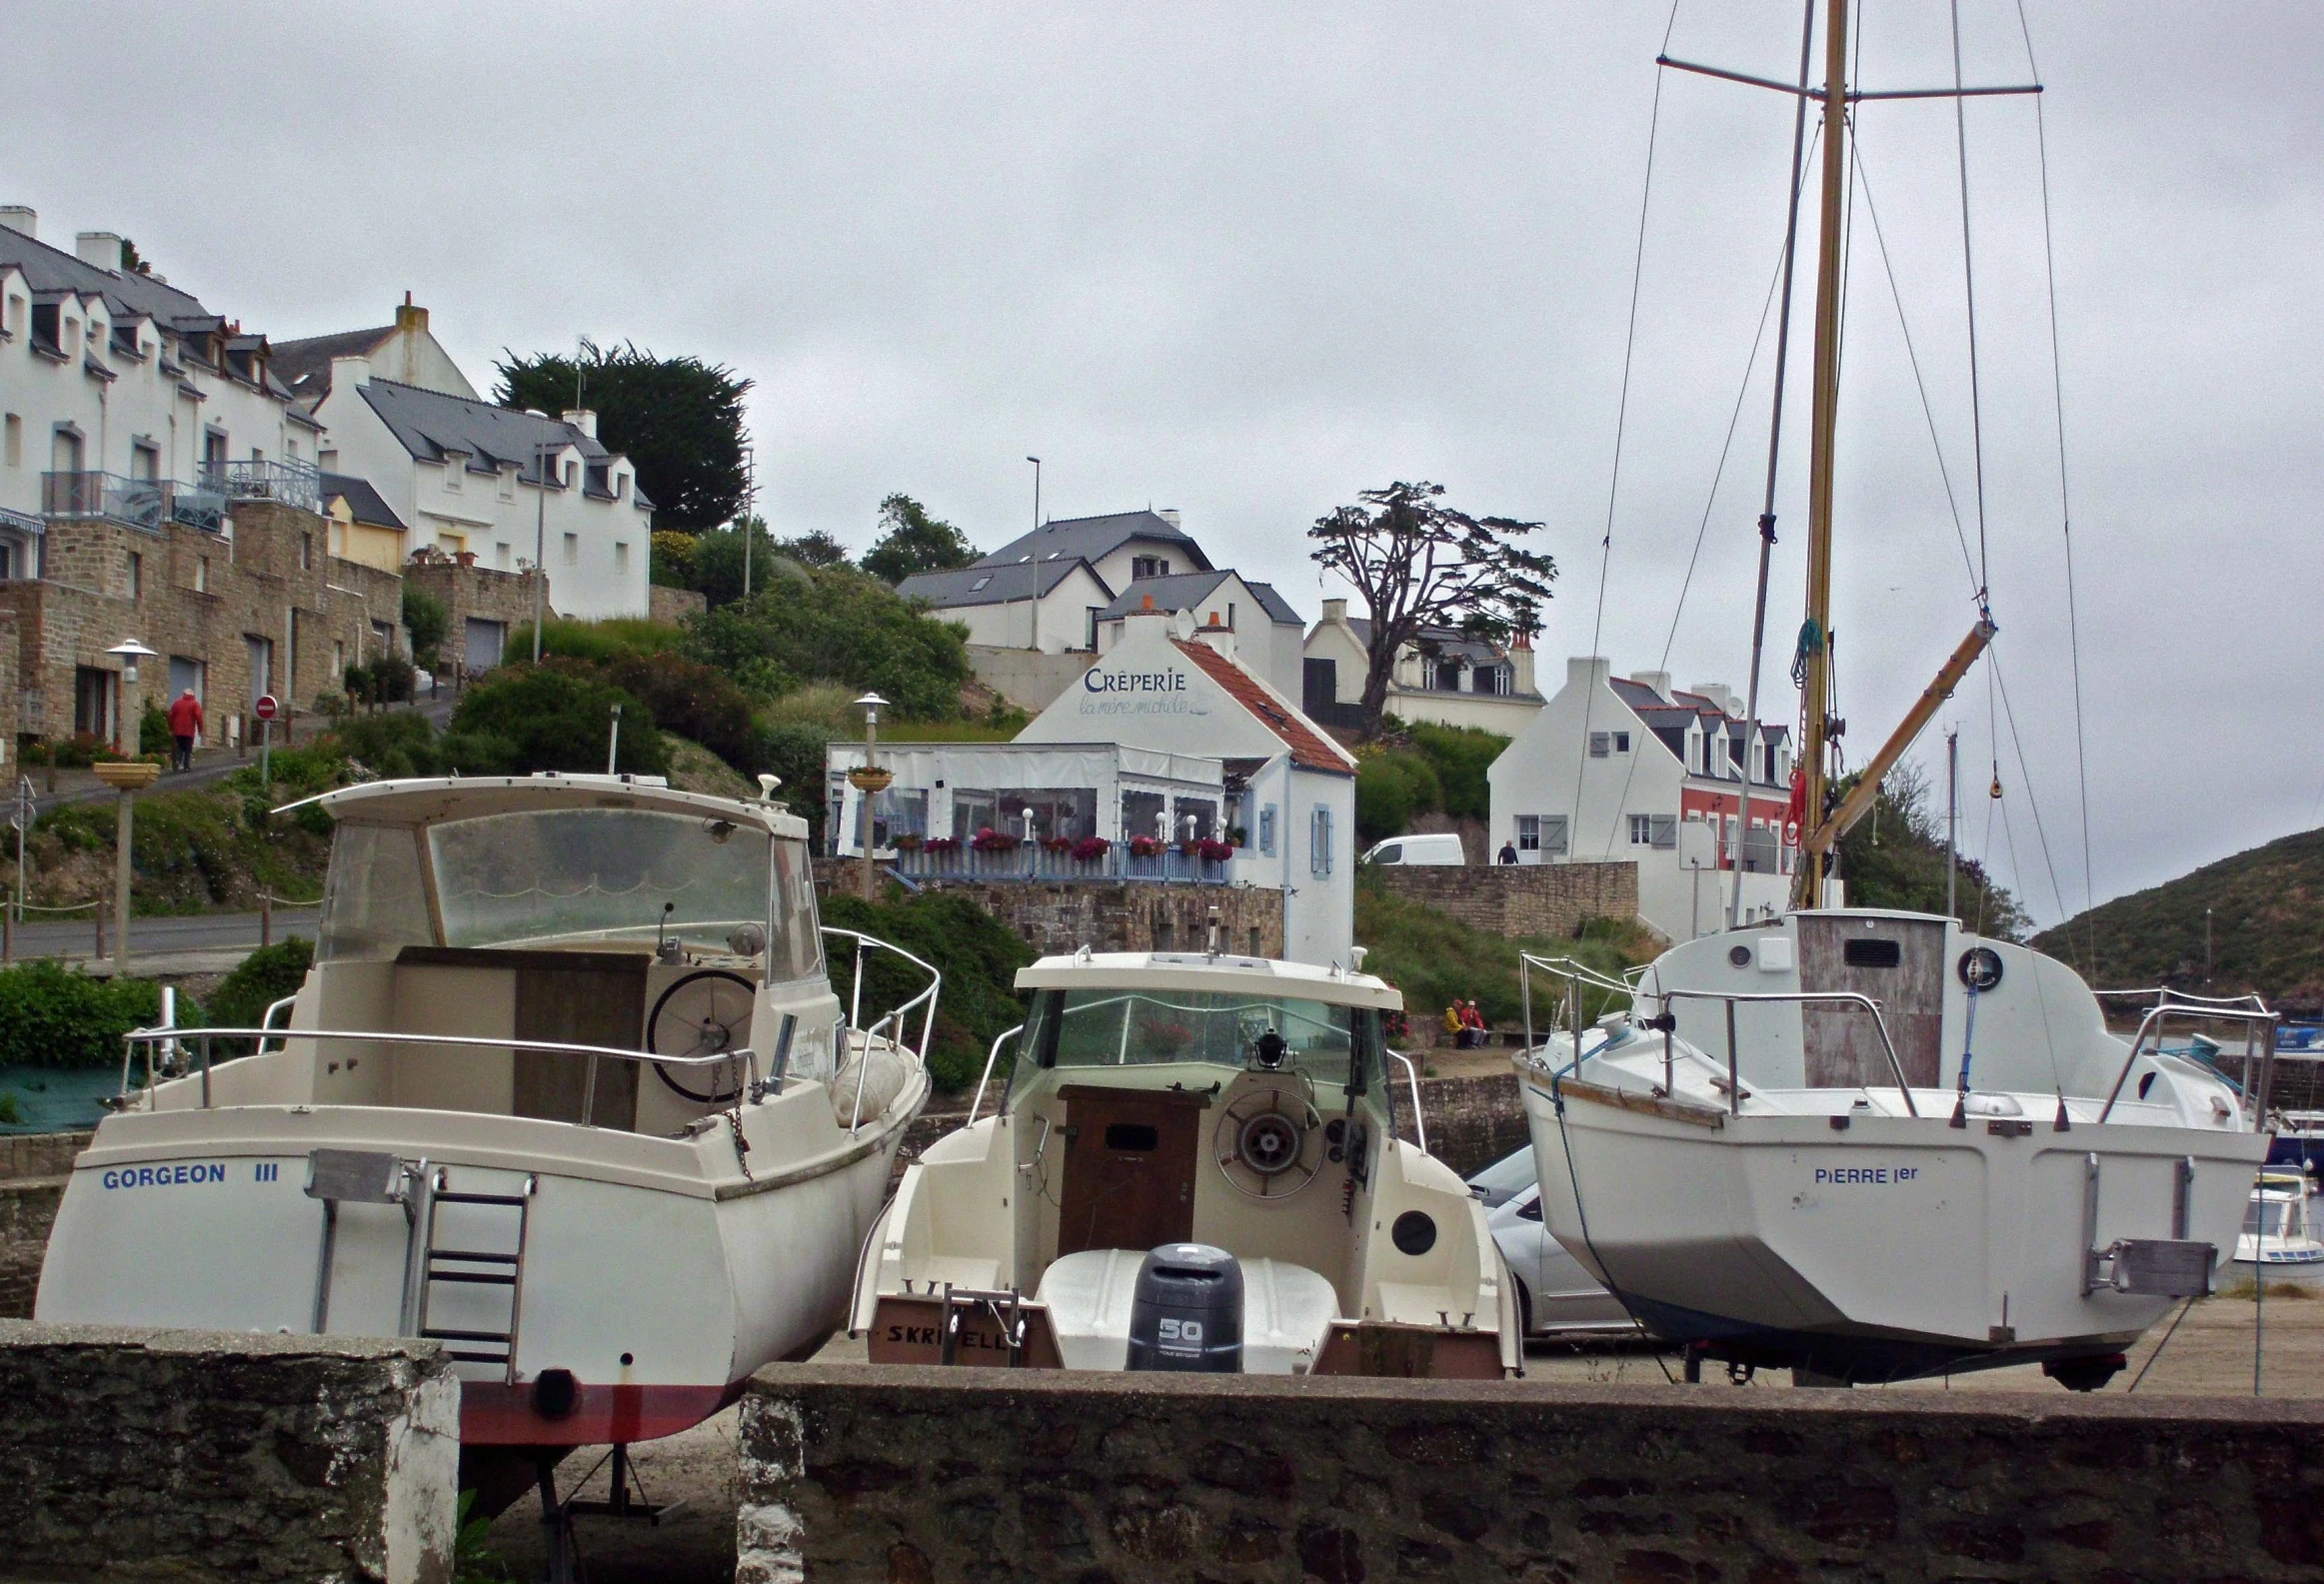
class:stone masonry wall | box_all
[0,1321,458,1583]
[740,1364,2324,1583]
[1374,860,1640,941]
[0,1131,84,1320]
[405,560,547,677]
[6,500,401,746]
[651,584,708,626]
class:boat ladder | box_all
[937,1281,1030,1366]
[407,1166,540,1381]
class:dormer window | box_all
[1132,555,1171,580]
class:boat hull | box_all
[1521,1073,2266,1382]
[36,1095,916,1445]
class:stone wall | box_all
[739,1363,2324,1583]
[5,500,402,746]
[0,1131,83,1319]
[404,559,547,676]
[0,1321,457,1583]
[1375,860,1640,940]
[964,644,1098,712]
[651,584,708,626]
[1403,1071,1525,1177]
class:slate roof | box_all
[898,557,1096,610]
[1095,571,1301,626]
[1172,640,1354,777]
[270,326,394,409]
[320,472,408,532]
[1609,674,1789,781]
[976,510,1211,577]
[1340,616,1503,665]
[356,378,610,481]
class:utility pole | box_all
[532,439,549,662]
[1945,729,1959,919]
[740,444,757,605]
[1026,457,1042,650]
[2205,907,2214,987]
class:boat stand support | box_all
[566,1443,689,1524]
[535,1456,576,1584]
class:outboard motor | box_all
[1125,1243,1244,1372]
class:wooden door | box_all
[1796,916,1946,1089]
[1056,1085,1206,1256]
[512,954,646,1129]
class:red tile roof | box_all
[1172,640,1355,776]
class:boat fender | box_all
[532,1368,580,1420]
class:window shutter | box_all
[1650,814,1677,849]
[1542,815,1569,855]
[1589,732,1610,758]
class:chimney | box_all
[1140,593,1156,611]
[0,207,33,239]
[1321,597,1348,625]
[1509,643,1536,697]
[1566,655,1612,692]
[1197,626,1236,661]
[1633,670,1672,702]
[563,409,598,440]
[75,232,124,273]
[1689,682,1740,716]
[1157,508,1181,532]
[394,292,429,336]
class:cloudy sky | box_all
[12,2,2318,925]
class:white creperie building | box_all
[1018,610,1358,966]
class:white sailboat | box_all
[38,775,933,1497]
[1519,3,2280,1388]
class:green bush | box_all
[1354,753,1441,846]
[683,563,971,721]
[818,889,1036,1090]
[1353,877,1647,1033]
[752,721,835,842]
[403,587,451,667]
[450,665,670,778]
[1403,723,1506,821]
[207,938,314,1034]
[0,961,174,1069]
[505,618,686,666]
[333,714,442,779]
[139,704,172,757]
[650,530,698,590]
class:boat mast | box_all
[1795,0,1850,909]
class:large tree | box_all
[861,493,979,585]
[495,339,752,533]
[1308,481,1555,738]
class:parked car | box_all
[1468,1147,1637,1338]
[1361,832,1465,867]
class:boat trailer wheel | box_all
[648,969,757,1103]
[1213,1085,1324,1201]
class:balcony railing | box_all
[881,842,1233,885]
[42,471,227,535]
[199,457,321,514]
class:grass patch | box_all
[1354,878,1653,1034]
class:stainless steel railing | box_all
[2096,995,2280,1123]
[967,1023,1025,1124]
[822,926,942,1131]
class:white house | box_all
[898,509,1306,701]
[1019,609,1359,966]
[1488,657,1797,941]
[294,300,654,620]
[823,742,1226,856]
[0,210,323,563]
[1300,598,1546,736]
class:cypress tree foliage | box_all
[862,494,979,585]
[495,340,752,533]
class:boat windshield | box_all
[1007,986,1383,1104]
[317,808,787,959]
[2246,1200,2292,1236]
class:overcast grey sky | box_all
[12,2,2318,925]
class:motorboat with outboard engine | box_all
[2237,1170,2324,1266]
[854,943,1520,1377]
[1519,926,2276,1387]
[38,773,934,1519]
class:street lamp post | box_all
[849,694,892,902]
[104,640,159,757]
[532,440,551,662]
[93,759,160,974]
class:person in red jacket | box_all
[165,690,204,773]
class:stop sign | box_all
[253,694,279,722]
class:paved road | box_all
[11,907,315,961]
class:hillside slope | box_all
[2033,825,2324,1011]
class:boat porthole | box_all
[620,1352,635,1367]
[2138,1072,2156,1099]
[1728,944,1752,968]
[1957,946,2003,991]
[1391,1210,1437,1256]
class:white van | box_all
[1361,832,1465,867]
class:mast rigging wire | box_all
[1567,0,1681,862]
[1950,0,1992,602]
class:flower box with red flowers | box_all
[970,826,1021,854]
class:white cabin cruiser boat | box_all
[854,946,1520,1378]
[2237,1171,2324,1266]
[1520,922,2277,1387]
[38,775,933,1486]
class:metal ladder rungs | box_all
[431,1248,520,1264]
[428,1269,518,1286]
[425,1326,518,1344]
[435,1190,532,1207]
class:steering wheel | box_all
[1212,1082,1325,1201]
[648,969,756,1103]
